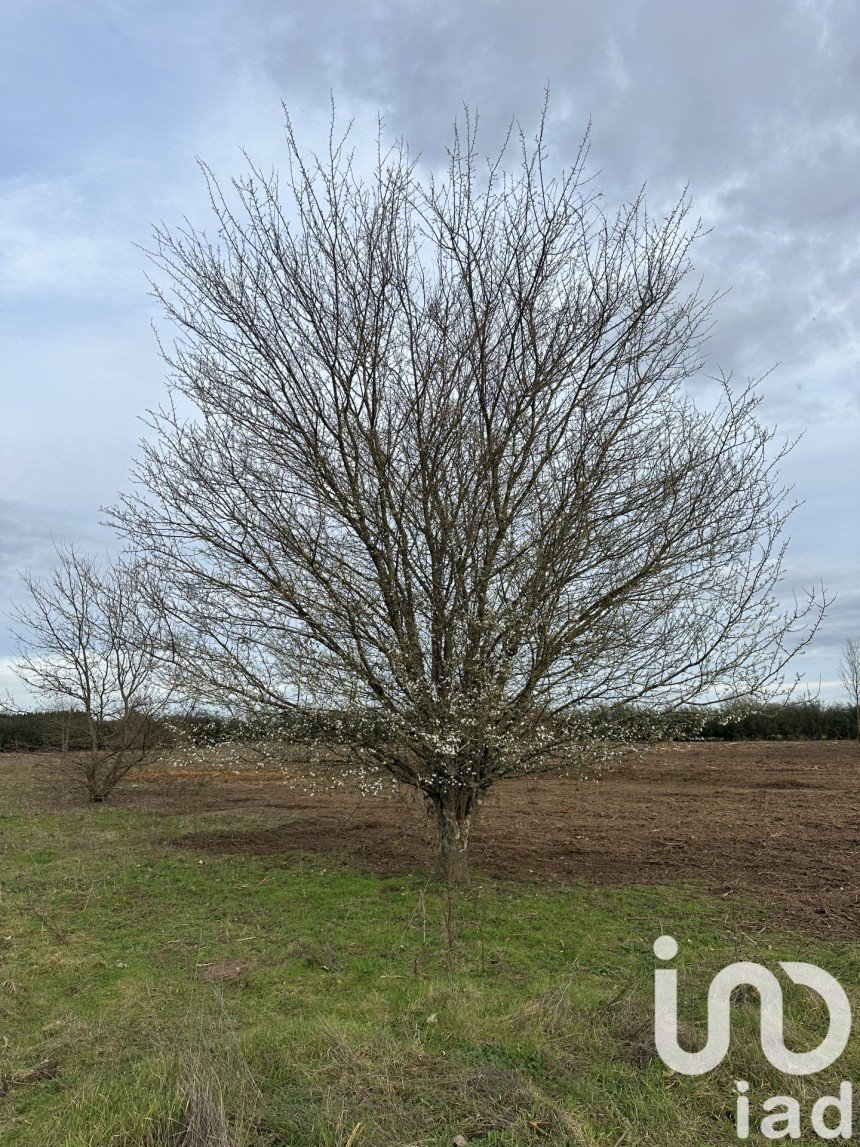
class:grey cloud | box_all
[242,0,860,413]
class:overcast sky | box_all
[1,0,858,705]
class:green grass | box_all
[1,808,858,1145]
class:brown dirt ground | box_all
[2,741,859,936]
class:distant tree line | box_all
[0,709,173,755]
[697,701,858,741]
[3,700,857,754]
[0,707,353,754]
[0,710,95,753]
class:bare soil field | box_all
[3,740,859,936]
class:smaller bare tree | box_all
[839,637,860,742]
[9,545,174,800]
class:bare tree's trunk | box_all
[59,709,71,754]
[85,756,107,801]
[85,714,104,800]
[839,639,860,742]
[81,715,156,801]
[431,790,475,886]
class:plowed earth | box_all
[3,740,859,936]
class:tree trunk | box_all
[431,790,474,886]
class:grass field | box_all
[2,746,859,1145]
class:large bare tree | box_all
[112,106,822,881]
[10,545,173,800]
[839,637,860,741]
